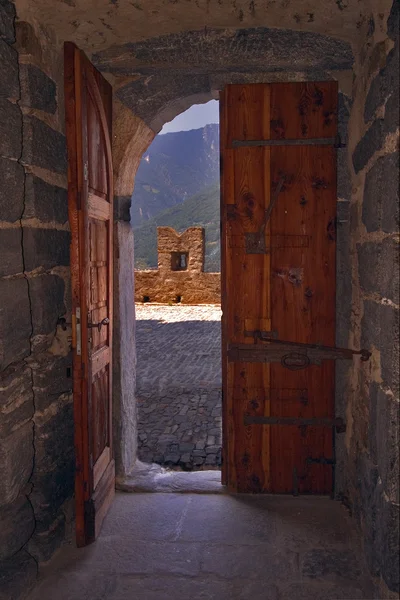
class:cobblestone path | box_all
[135,304,222,470]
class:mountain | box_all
[134,182,220,272]
[130,124,219,227]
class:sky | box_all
[160,100,219,134]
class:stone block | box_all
[384,85,400,135]
[0,98,22,159]
[362,151,399,233]
[33,354,72,412]
[374,385,399,503]
[358,242,378,296]
[24,174,68,223]
[0,39,18,98]
[0,227,23,276]
[364,47,399,123]
[337,92,350,145]
[20,64,57,114]
[0,421,34,506]
[0,549,37,600]
[30,399,74,529]
[0,156,25,222]
[387,0,399,41]
[0,0,15,44]
[0,277,31,370]
[380,304,399,393]
[360,299,377,347]
[362,301,399,393]
[354,452,382,576]
[0,363,34,435]
[27,512,66,563]
[164,453,180,464]
[0,494,35,560]
[358,238,399,303]
[380,496,399,592]
[29,273,65,338]
[352,120,385,174]
[22,115,67,174]
[379,238,399,304]
[23,227,70,271]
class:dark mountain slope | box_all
[131,124,219,227]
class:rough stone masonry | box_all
[0,0,398,598]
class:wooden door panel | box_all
[91,366,110,462]
[270,81,337,139]
[221,82,337,494]
[65,42,114,546]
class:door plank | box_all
[222,84,272,492]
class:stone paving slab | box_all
[26,493,375,600]
[135,304,222,470]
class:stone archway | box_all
[108,24,355,481]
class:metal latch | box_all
[73,307,81,356]
[228,334,371,369]
[245,176,285,254]
[88,317,110,332]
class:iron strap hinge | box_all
[306,456,336,465]
[231,135,345,148]
[243,415,346,433]
[228,338,371,370]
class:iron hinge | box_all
[306,456,336,465]
[231,135,346,149]
[244,415,346,433]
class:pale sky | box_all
[160,100,219,134]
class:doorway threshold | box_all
[116,460,225,494]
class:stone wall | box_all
[0,8,74,598]
[0,0,398,597]
[135,227,221,304]
[340,1,399,596]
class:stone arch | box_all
[110,23,355,479]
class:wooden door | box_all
[64,42,114,545]
[220,82,337,494]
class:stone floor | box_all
[26,492,374,600]
[135,304,222,469]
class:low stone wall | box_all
[135,227,221,304]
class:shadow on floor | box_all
[26,492,374,600]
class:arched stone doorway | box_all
[109,25,355,483]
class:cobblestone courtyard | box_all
[135,304,222,470]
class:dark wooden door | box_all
[64,42,114,545]
[220,82,337,494]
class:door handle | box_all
[88,317,110,332]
